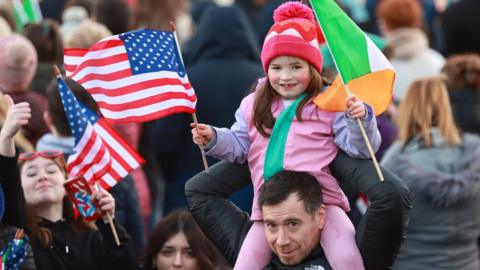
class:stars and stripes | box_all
[57,77,144,189]
[64,29,197,124]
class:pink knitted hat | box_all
[0,33,38,93]
[261,1,322,74]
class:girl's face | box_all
[154,232,199,270]
[268,56,312,100]
[20,157,66,206]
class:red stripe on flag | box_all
[67,131,98,172]
[64,48,89,57]
[77,69,133,84]
[70,53,129,78]
[97,118,145,163]
[95,92,197,111]
[87,78,192,96]
[88,39,124,51]
[105,106,196,124]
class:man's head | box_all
[259,171,326,266]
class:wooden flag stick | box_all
[344,85,384,182]
[95,182,121,246]
[169,21,210,173]
[192,112,210,173]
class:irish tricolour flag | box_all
[310,0,395,115]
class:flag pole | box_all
[53,65,122,245]
[309,1,384,182]
[94,182,121,246]
[169,21,210,174]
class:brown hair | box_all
[253,63,325,137]
[23,19,64,63]
[376,0,423,30]
[397,77,461,147]
[441,53,480,90]
[46,78,99,136]
[131,0,188,31]
[19,156,96,248]
[142,210,218,270]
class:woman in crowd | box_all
[381,77,480,270]
[376,0,444,103]
[0,94,138,270]
[142,210,223,270]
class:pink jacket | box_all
[241,94,349,220]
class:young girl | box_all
[192,2,380,269]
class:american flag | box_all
[57,77,144,189]
[64,29,197,124]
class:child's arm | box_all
[333,95,381,159]
[192,107,250,163]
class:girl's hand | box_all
[0,95,31,140]
[93,187,115,220]
[191,123,213,146]
[345,95,366,119]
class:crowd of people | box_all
[0,0,478,269]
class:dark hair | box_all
[258,170,323,215]
[23,19,64,63]
[142,210,218,270]
[46,78,99,136]
[95,0,129,35]
[252,64,325,137]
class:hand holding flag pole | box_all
[346,89,384,181]
[169,21,210,174]
[53,65,121,245]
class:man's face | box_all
[262,193,326,266]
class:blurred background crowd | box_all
[0,0,478,269]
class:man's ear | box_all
[315,204,327,230]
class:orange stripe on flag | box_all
[314,69,395,116]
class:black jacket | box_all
[0,155,139,270]
[264,247,331,270]
[31,218,136,270]
[185,151,412,270]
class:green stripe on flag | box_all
[310,0,371,83]
[23,0,43,22]
[264,94,306,182]
[12,0,29,32]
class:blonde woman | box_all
[381,77,480,270]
